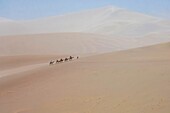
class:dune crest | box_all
[0,6,169,36]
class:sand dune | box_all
[0,6,169,36]
[1,32,170,56]
[1,6,170,56]
[0,5,170,113]
[0,33,118,56]
[0,42,170,113]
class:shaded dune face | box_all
[0,32,170,56]
[0,42,170,113]
[0,33,118,56]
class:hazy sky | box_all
[0,0,170,20]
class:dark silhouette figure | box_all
[49,60,55,65]
[49,56,79,66]
[60,59,64,62]
[69,56,74,60]
[56,60,59,63]
[65,58,69,62]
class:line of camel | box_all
[49,56,79,65]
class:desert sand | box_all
[0,42,170,113]
[1,32,170,56]
[0,5,170,113]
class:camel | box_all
[56,60,60,63]
[60,59,64,62]
[49,56,79,66]
[65,58,69,62]
[69,56,74,60]
[49,60,55,65]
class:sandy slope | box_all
[0,63,47,78]
[0,33,120,56]
[1,32,170,56]
[0,55,64,70]
[0,42,170,113]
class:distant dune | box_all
[0,6,170,36]
[0,42,170,113]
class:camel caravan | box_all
[49,56,79,65]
